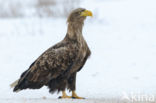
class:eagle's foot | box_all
[71,91,85,99]
[59,95,71,99]
[59,91,71,99]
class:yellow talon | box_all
[71,91,85,99]
[59,91,71,99]
[59,91,84,99]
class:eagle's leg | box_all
[59,91,71,99]
[68,73,85,99]
[58,78,71,99]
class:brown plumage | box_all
[11,8,92,99]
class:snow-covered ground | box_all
[0,0,156,102]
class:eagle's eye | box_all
[77,9,85,16]
[80,9,85,13]
[78,11,81,15]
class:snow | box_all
[0,0,156,102]
[0,98,138,103]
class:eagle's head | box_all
[67,8,93,23]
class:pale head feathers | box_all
[66,8,92,40]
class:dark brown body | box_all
[47,35,91,93]
[13,8,91,95]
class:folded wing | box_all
[13,42,78,92]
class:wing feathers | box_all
[13,42,78,91]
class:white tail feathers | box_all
[10,79,19,88]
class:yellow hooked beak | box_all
[80,10,93,17]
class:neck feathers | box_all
[66,21,84,41]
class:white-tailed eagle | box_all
[11,8,93,99]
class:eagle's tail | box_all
[10,79,19,88]
[10,79,21,92]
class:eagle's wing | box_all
[14,42,78,91]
